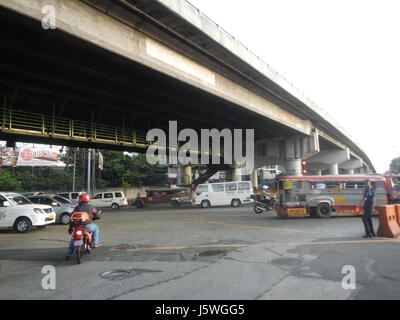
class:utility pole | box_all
[87,148,91,195]
[91,149,96,195]
[72,148,76,192]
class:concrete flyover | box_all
[0,0,375,181]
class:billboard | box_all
[0,145,65,167]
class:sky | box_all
[188,0,400,173]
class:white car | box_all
[91,191,128,210]
[0,193,56,233]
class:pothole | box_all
[270,257,302,267]
[110,244,152,252]
[100,269,130,280]
[197,250,226,257]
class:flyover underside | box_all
[0,4,305,152]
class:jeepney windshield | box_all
[279,180,300,203]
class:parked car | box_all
[0,193,55,233]
[28,194,76,225]
[55,191,84,204]
[134,188,192,208]
[90,191,128,210]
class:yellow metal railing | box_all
[0,108,149,148]
[0,108,223,158]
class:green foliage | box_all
[0,149,167,192]
[0,168,22,191]
[389,157,400,173]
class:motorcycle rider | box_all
[65,193,101,260]
[260,185,272,206]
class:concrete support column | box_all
[177,164,184,185]
[285,159,302,176]
[329,164,339,175]
[347,169,354,174]
[251,168,259,188]
[233,167,242,181]
[184,166,192,185]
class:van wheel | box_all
[231,199,241,207]
[14,218,32,233]
[111,203,120,210]
[315,203,332,218]
[60,213,71,225]
[201,200,211,208]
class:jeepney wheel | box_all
[315,203,332,218]
[171,200,181,207]
[135,201,143,208]
[201,200,211,208]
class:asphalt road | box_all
[0,204,399,300]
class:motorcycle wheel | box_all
[75,246,82,264]
[254,205,264,214]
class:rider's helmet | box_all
[78,193,90,203]
[263,185,269,190]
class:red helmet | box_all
[79,193,90,203]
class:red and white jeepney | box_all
[384,175,400,204]
[276,175,387,218]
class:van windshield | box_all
[196,185,208,195]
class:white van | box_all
[0,193,56,233]
[194,181,254,208]
[90,191,128,210]
[55,192,84,204]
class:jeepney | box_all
[277,175,387,218]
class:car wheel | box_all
[315,203,332,218]
[60,213,71,225]
[231,199,241,207]
[201,200,211,208]
[14,218,32,233]
[111,203,120,210]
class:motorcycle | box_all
[69,209,102,264]
[251,194,276,214]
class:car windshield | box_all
[51,195,71,204]
[6,194,32,205]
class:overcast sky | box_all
[188,0,400,173]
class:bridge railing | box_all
[0,108,149,148]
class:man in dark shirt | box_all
[358,180,376,238]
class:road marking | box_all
[110,238,400,253]
[175,217,340,236]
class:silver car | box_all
[28,194,76,225]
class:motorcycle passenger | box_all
[65,193,101,260]
[260,185,272,206]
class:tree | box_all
[389,157,400,173]
[0,168,22,191]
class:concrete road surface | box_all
[0,205,399,300]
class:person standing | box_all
[358,180,376,238]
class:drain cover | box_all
[197,250,225,257]
[100,269,130,280]
[270,257,302,267]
